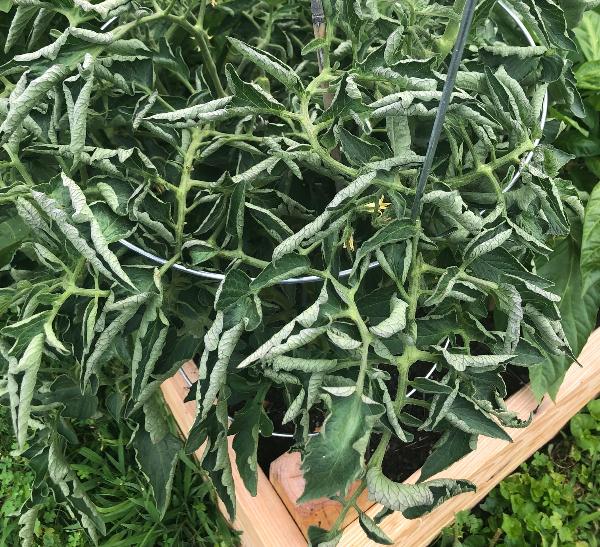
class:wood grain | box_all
[160,361,305,547]
[340,327,600,546]
[270,452,372,537]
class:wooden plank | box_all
[341,327,600,546]
[160,361,306,547]
[270,452,373,537]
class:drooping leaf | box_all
[300,390,384,502]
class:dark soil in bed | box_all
[255,363,531,483]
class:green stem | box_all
[328,481,367,535]
[300,76,357,180]
[3,145,34,185]
[447,140,533,189]
[164,15,226,98]
[175,129,203,252]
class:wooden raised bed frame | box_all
[161,328,600,546]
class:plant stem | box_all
[446,140,533,188]
[175,129,203,252]
[328,481,367,534]
[299,79,356,179]
[164,14,226,98]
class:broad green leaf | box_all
[216,270,252,311]
[446,395,512,441]
[581,182,600,294]
[573,10,600,61]
[574,60,600,90]
[133,428,182,518]
[0,213,28,266]
[225,64,285,111]
[300,390,384,501]
[534,231,600,399]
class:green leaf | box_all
[574,10,600,62]
[464,225,512,261]
[419,429,477,481]
[0,65,71,144]
[0,213,28,266]
[575,60,600,90]
[83,292,150,388]
[131,293,169,403]
[272,356,337,373]
[366,467,474,515]
[300,390,384,501]
[439,347,514,372]
[247,202,293,242]
[327,327,361,350]
[534,231,600,399]
[225,64,285,111]
[200,320,246,420]
[18,506,38,547]
[425,267,461,307]
[13,333,45,448]
[230,383,270,496]
[272,171,377,260]
[63,70,94,164]
[216,270,252,311]
[358,511,393,545]
[336,127,387,166]
[133,427,182,518]
[581,182,600,295]
[228,38,302,89]
[355,220,416,264]
[446,395,512,441]
[250,254,311,291]
[226,181,247,241]
[5,5,37,53]
[369,295,407,338]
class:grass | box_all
[0,405,239,546]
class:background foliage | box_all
[436,400,600,547]
[0,403,238,546]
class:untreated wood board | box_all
[270,452,372,537]
[160,361,305,547]
[340,327,600,546]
